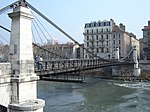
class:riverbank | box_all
[81,69,150,81]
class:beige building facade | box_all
[142,21,150,60]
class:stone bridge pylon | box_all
[112,46,141,77]
[0,4,45,112]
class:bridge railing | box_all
[34,58,112,72]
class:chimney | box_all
[119,23,125,31]
[148,21,150,26]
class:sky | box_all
[0,0,150,44]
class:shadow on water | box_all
[37,78,150,112]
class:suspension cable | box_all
[32,20,44,45]
[25,1,109,61]
[0,25,11,32]
[0,21,68,59]
[31,28,36,43]
[32,18,50,44]
[0,0,21,15]
[0,34,9,44]
[31,11,55,41]
[120,48,134,61]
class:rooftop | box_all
[142,26,150,30]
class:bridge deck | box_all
[35,59,134,82]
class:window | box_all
[87,42,89,47]
[104,22,106,26]
[92,30,93,33]
[87,36,89,40]
[106,22,110,26]
[85,55,87,58]
[96,35,98,40]
[106,28,109,32]
[96,29,98,33]
[113,34,115,39]
[96,48,99,53]
[96,41,98,47]
[106,35,109,39]
[106,41,108,46]
[101,35,103,39]
[99,23,101,26]
[101,48,104,53]
[113,40,115,45]
[92,36,94,40]
[85,24,87,28]
[89,24,91,27]
[118,33,121,38]
[119,46,121,51]
[119,40,121,45]
[101,29,103,32]
[87,30,89,34]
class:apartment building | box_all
[142,21,150,60]
[83,19,115,59]
[112,24,140,59]
[111,24,131,58]
[139,38,144,59]
[83,19,140,60]
[130,34,140,58]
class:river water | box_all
[37,78,150,112]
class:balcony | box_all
[89,38,95,42]
[99,38,105,42]
[83,31,111,35]
[89,45,95,49]
[99,45,105,48]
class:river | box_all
[37,78,150,112]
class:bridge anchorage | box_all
[0,0,141,112]
[112,46,141,80]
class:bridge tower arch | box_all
[7,4,45,112]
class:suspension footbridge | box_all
[0,1,141,112]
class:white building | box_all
[83,19,115,59]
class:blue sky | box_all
[0,0,150,44]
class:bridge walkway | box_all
[35,59,134,82]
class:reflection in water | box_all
[37,78,150,112]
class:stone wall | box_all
[139,63,150,70]
[112,64,141,77]
[0,63,11,108]
[139,63,150,80]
